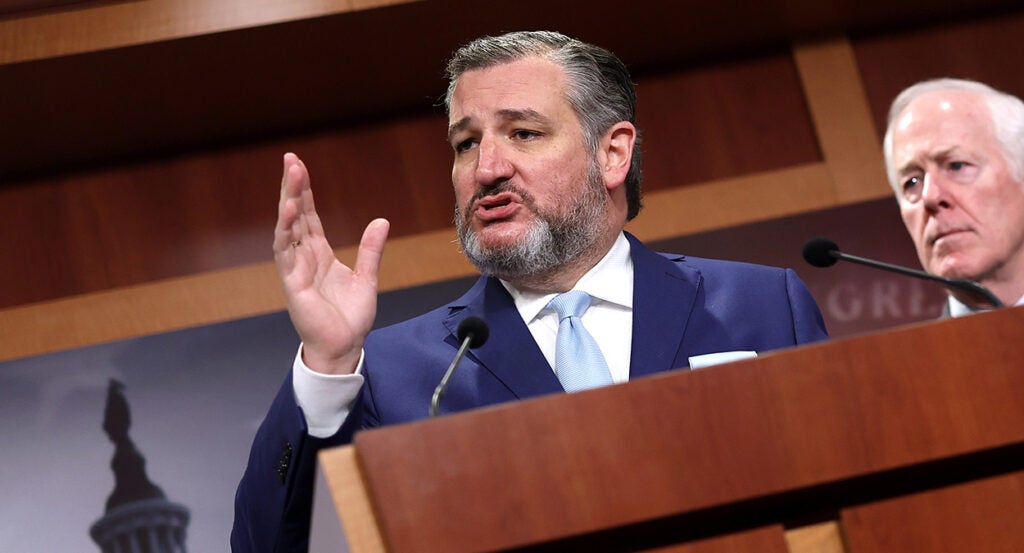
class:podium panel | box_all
[318,307,1024,552]
[842,469,1024,552]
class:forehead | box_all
[891,90,997,162]
[448,56,573,123]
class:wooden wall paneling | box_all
[292,114,455,241]
[1,180,70,304]
[853,9,1024,140]
[4,0,1015,183]
[0,0,453,182]
[0,145,283,308]
[635,49,821,192]
[792,37,890,203]
[0,113,455,310]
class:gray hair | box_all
[444,31,644,220]
[883,78,1024,190]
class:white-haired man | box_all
[884,78,1024,316]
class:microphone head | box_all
[803,237,841,268]
[457,316,489,348]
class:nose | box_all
[474,137,514,187]
[920,172,953,212]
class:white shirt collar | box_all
[947,292,1024,317]
[501,232,634,322]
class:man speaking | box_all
[232,30,828,552]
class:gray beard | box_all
[455,166,608,281]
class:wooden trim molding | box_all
[0,0,413,65]
[625,163,836,241]
[792,37,892,203]
[785,521,847,553]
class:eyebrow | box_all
[897,146,960,176]
[447,108,552,142]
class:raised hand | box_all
[272,153,390,374]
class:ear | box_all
[597,121,636,192]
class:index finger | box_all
[274,153,322,252]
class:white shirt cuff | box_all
[291,344,365,438]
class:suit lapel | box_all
[627,234,700,377]
[443,277,564,399]
[441,235,702,393]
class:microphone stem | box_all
[837,252,1004,308]
[429,337,473,417]
[837,252,946,283]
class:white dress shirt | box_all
[502,232,633,384]
[293,232,635,437]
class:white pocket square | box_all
[688,351,757,369]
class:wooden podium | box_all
[314,307,1024,552]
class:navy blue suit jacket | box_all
[231,234,828,552]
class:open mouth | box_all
[481,198,511,210]
[473,192,519,221]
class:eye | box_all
[946,160,979,183]
[511,129,541,141]
[453,138,478,153]
[901,176,922,201]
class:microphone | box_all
[429,316,490,417]
[802,237,1004,308]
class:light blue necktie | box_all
[547,290,613,392]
